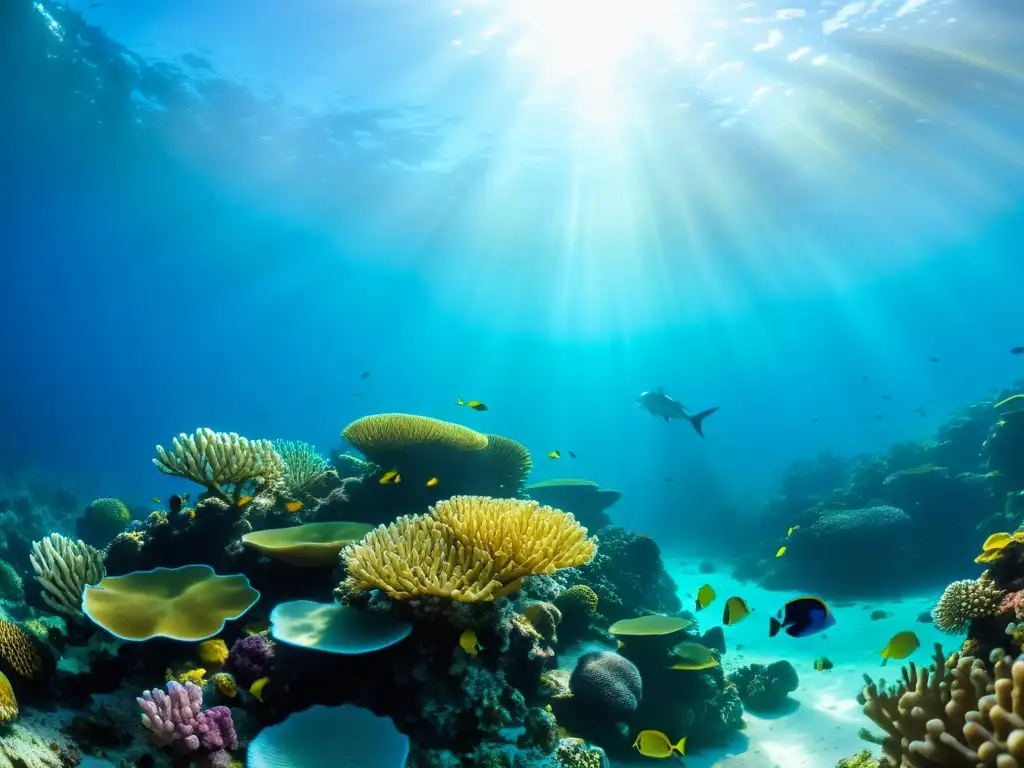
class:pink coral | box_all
[999,589,1024,620]
[138,680,237,768]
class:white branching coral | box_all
[153,428,284,503]
[29,533,105,619]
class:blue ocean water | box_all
[2,0,1024,766]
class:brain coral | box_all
[569,651,642,720]
[933,575,1003,634]
[77,497,131,546]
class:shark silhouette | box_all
[636,388,720,438]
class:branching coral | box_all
[342,496,597,602]
[861,644,1024,766]
[933,574,1003,634]
[153,428,284,503]
[138,680,237,768]
[273,440,330,496]
[29,533,105,619]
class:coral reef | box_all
[933,575,1003,634]
[29,534,105,619]
[76,498,131,548]
[729,660,800,712]
[138,680,238,768]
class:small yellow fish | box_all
[426,477,439,487]
[879,631,920,666]
[456,398,488,411]
[459,628,482,656]
[633,730,686,759]
[547,450,561,459]
[249,676,270,702]
[695,583,716,611]
[787,526,798,536]
[238,496,254,507]
[723,596,751,626]
[285,501,303,513]
[379,470,402,485]
[152,497,161,503]
[187,509,196,520]
[776,546,787,558]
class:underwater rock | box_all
[729,660,799,713]
[701,626,726,655]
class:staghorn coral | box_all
[343,497,597,602]
[933,574,1003,634]
[0,621,41,679]
[860,643,1024,766]
[29,533,105,619]
[273,440,331,496]
[153,428,284,504]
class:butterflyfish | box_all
[459,628,482,656]
[169,494,184,515]
[249,676,270,702]
[776,546,787,558]
[632,730,686,759]
[813,656,834,671]
[695,583,716,611]
[426,477,439,487]
[379,470,402,485]
[285,501,303,513]
[456,398,488,411]
[879,631,920,666]
[547,450,561,459]
[723,596,751,626]
[770,596,836,638]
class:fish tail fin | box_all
[769,615,782,638]
[673,737,687,756]
[879,652,888,667]
[456,398,465,405]
[688,406,721,438]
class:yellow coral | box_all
[212,673,237,698]
[960,637,980,655]
[197,638,229,667]
[933,574,1002,634]
[179,668,207,686]
[342,414,488,459]
[558,585,599,615]
[0,621,41,679]
[343,496,596,602]
[0,671,17,725]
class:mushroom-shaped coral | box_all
[933,574,1003,634]
[29,533,105,619]
[247,704,409,768]
[569,651,643,721]
[269,600,412,655]
[342,413,488,462]
[608,614,693,637]
[82,565,259,641]
[343,496,597,602]
[527,478,622,530]
[241,522,374,567]
[478,434,534,494]
[153,428,284,504]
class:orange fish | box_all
[238,496,254,507]
[285,501,303,513]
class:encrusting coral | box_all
[933,574,1003,634]
[861,643,1024,766]
[29,533,105,619]
[153,428,285,504]
[343,496,597,602]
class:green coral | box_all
[834,751,880,768]
[77,497,131,547]
[554,740,603,768]
[274,440,330,496]
[556,585,598,614]
[0,562,24,604]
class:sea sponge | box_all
[342,414,488,462]
[29,533,105,619]
[225,634,274,687]
[197,638,229,667]
[0,671,17,724]
[0,621,41,679]
[343,496,597,602]
[77,497,131,546]
[153,428,285,503]
[273,440,330,496]
[569,651,642,720]
[212,672,237,699]
[933,574,1003,634]
[82,565,259,641]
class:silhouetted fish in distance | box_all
[636,388,720,438]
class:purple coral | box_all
[225,633,274,687]
[137,681,238,768]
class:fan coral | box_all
[29,533,105,619]
[933,575,1003,634]
[343,496,597,602]
[569,651,643,720]
[861,643,1024,766]
[153,428,285,504]
[225,634,275,688]
[273,440,330,496]
[0,621,41,679]
[138,680,237,768]
[0,671,17,724]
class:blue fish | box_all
[769,597,836,638]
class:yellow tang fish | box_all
[776,546,787,558]
[723,596,751,626]
[238,496,254,507]
[456,398,488,411]
[285,501,303,513]
[426,477,439,487]
[547,450,560,459]
[695,583,716,611]
[633,730,686,759]
[459,628,482,656]
[379,470,402,485]
[879,631,920,666]
[249,676,270,702]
